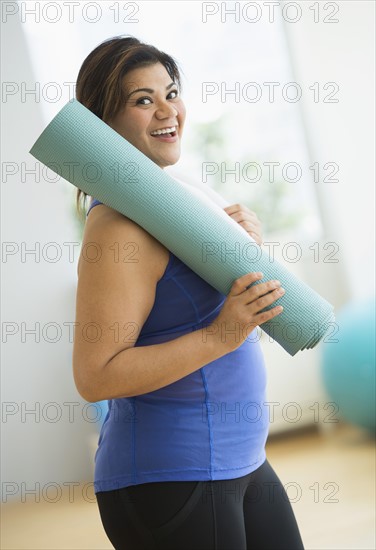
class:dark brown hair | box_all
[75,35,183,218]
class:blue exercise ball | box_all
[321,297,375,434]
[95,399,109,429]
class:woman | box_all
[73,35,305,550]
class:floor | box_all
[1,421,375,549]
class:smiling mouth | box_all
[150,126,178,138]
[152,130,177,137]
[150,131,178,143]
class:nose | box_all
[155,100,178,120]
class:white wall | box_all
[1,13,97,503]
[283,0,375,301]
[261,1,375,434]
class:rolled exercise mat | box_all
[29,99,335,356]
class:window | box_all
[20,0,323,240]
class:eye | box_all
[135,89,179,105]
[168,89,179,99]
[136,96,152,105]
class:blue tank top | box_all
[86,198,269,493]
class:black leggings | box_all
[96,459,305,550]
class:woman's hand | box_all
[208,272,284,352]
[223,204,263,245]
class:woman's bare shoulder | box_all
[77,203,169,279]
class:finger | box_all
[237,220,261,235]
[231,218,262,240]
[240,221,255,236]
[223,204,242,216]
[249,286,285,312]
[246,210,260,222]
[223,208,263,243]
[249,232,262,245]
[223,204,254,217]
[245,279,282,300]
[241,228,262,245]
[236,222,262,244]
[224,211,255,224]
[223,205,260,227]
[231,272,264,296]
[254,304,284,326]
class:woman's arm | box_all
[88,324,227,402]
[73,207,230,403]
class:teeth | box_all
[151,126,176,136]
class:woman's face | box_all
[107,62,186,169]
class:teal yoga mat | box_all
[29,99,335,356]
